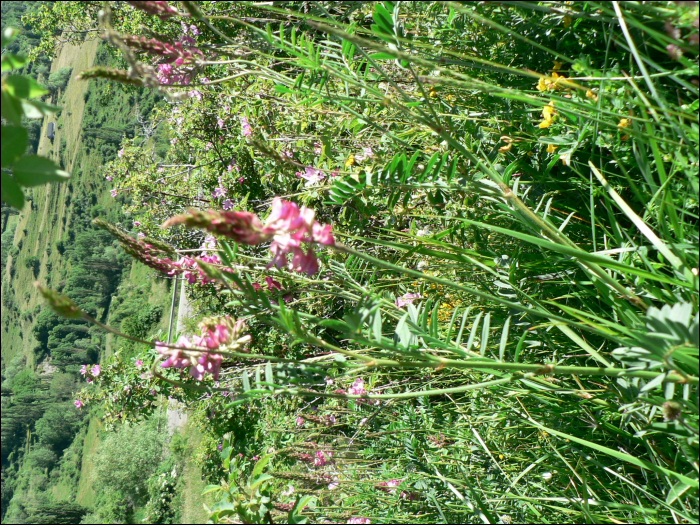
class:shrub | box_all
[24,255,40,276]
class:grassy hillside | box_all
[0,37,180,524]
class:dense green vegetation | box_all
[3,1,699,524]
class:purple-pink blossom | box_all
[190,24,199,36]
[296,416,304,427]
[217,117,224,129]
[396,292,421,308]
[91,365,101,377]
[106,175,113,182]
[110,189,118,198]
[189,90,203,101]
[222,199,234,211]
[79,365,88,375]
[74,399,83,408]
[314,450,333,467]
[347,518,371,524]
[213,186,227,199]
[133,221,141,227]
[297,166,325,187]
[138,232,146,238]
[118,148,125,158]
[135,359,143,367]
[241,116,252,136]
[162,198,336,276]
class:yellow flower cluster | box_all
[538,101,557,128]
[536,71,568,92]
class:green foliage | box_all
[34,403,83,452]
[91,414,167,507]
[23,254,40,276]
[1,27,69,211]
[25,446,58,470]
[24,500,89,524]
[32,1,700,523]
[47,66,72,92]
[9,368,39,397]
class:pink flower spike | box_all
[74,399,83,409]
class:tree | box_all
[26,446,58,470]
[25,501,88,524]
[34,403,83,452]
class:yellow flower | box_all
[536,77,548,92]
[617,118,630,128]
[428,87,438,98]
[546,144,558,154]
[563,15,572,27]
[498,142,513,153]
[552,61,563,71]
[538,101,557,128]
[344,154,355,167]
[585,90,598,102]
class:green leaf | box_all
[1,125,28,167]
[250,453,273,481]
[1,91,23,125]
[3,75,49,99]
[368,52,396,60]
[0,171,25,210]
[1,53,28,72]
[1,27,17,47]
[21,99,60,119]
[13,155,70,186]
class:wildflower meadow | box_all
[2,1,698,523]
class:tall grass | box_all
[54,1,699,523]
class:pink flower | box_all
[110,189,118,198]
[265,276,282,291]
[313,450,333,467]
[330,170,339,177]
[74,399,83,409]
[328,478,339,490]
[105,176,113,182]
[252,455,259,461]
[227,164,234,172]
[396,292,421,308]
[181,21,189,34]
[118,148,125,158]
[189,90,203,100]
[347,518,370,524]
[133,221,140,227]
[348,378,367,396]
[314,142,322,155]
[296,416,304,427]
[170,138,177,145]
[222,199,234,210]
[201,77,209,84]
[297,166,325,187]
[190,24,199,36]
[241,116,252,136]
[213,186,227,199]
[91,365,101,376]
[79,365,88,375]
[217,117,224,129]
[135,359,143,367]
[364,146,374,158]
[138,232,146,238]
